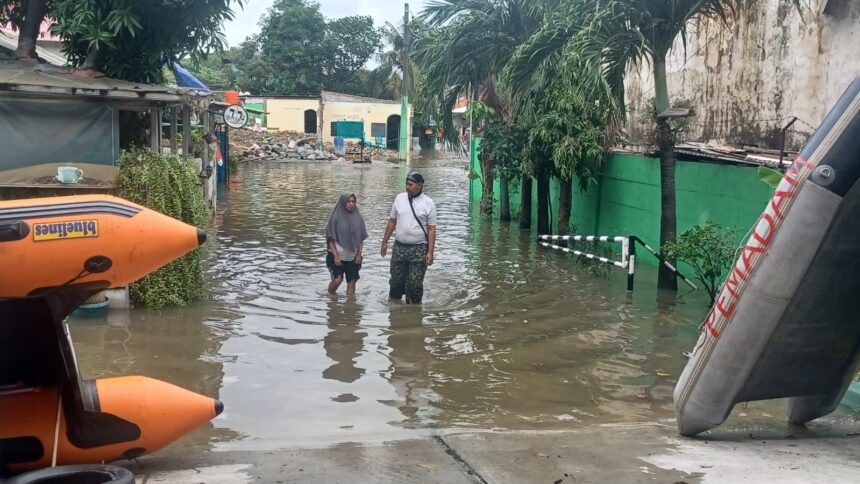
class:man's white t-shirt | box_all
[390,192,437,245]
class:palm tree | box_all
[505,0,753,290]
[415,0,541,215]
[363,20,424,101]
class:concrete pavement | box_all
[128,418,860,483]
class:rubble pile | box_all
[229,129,340,162]
[230,128,398,163]
[323,140,391,162]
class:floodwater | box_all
[70,154,718,452]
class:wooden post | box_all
[170,107,178,154]
[201,108,211,209]
[202,109,209,173]
[182,106,190,161]
[149,108,160,151]
[200,110,209,164]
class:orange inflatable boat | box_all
[0,288,223,472]
[0,194,205,297]
[0,377,221,471]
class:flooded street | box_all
[73,156,721,453]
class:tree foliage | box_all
[415,0,540,147]
[117,148,210,308]
[359,18,426,101]
[324,15,381,90]
[662,222,738,306]
[484,118,525,183]
[49,0,242,83]
[468,101,524,183]
[521,73,607,188]
[502,0,765,290]
[504,0,746,115]
[415,0,544,217]
[192,0,380,96]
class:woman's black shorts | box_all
[326,251,361,282]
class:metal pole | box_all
[631,236,698,290]
[538,242,626,269]
[399,3,410,162]
[627,236,636,292]
[779,117,798,171]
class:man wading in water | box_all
[380,171,437,304]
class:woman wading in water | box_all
[325,192,368,296]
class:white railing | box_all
[537,234,698,292]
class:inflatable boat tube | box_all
[0,194,205,297]
[674,76,860,436]
[0,376,222,471]
[1,288,221,473]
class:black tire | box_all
[6,464,134,484]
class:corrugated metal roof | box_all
[0,62,206,103]
[0,30,66,66]
[321,90,399,105]
[675,142,794,168]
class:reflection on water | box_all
[385,305,437,427]
[70,154,726,452]
[70,305,242,448]
[323,298,366,384]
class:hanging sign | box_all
[223,105,248,128]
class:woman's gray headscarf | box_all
[325,192,368,251]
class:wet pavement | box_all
[67,155,860,482]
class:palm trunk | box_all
[500,177,511,222]
[480,153,494,214]
[654,56,678,291]
[13,0,48,60]
[558,177,572,235]
[519,176,532,230]
[478,78,503,215]
[653,57,670,116]
[537,172,550,234]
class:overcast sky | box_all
[224,0,432,47]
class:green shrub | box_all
[117,147,210,308]
[662,222,737,306]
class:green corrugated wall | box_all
[469,140,774,266]
[245,102,265,126]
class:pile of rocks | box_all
[230,128,400,163]
[324,140,391,162]
[230,129,340,162]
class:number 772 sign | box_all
[223,105,248,128]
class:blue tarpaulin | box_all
[173,62,210,92]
